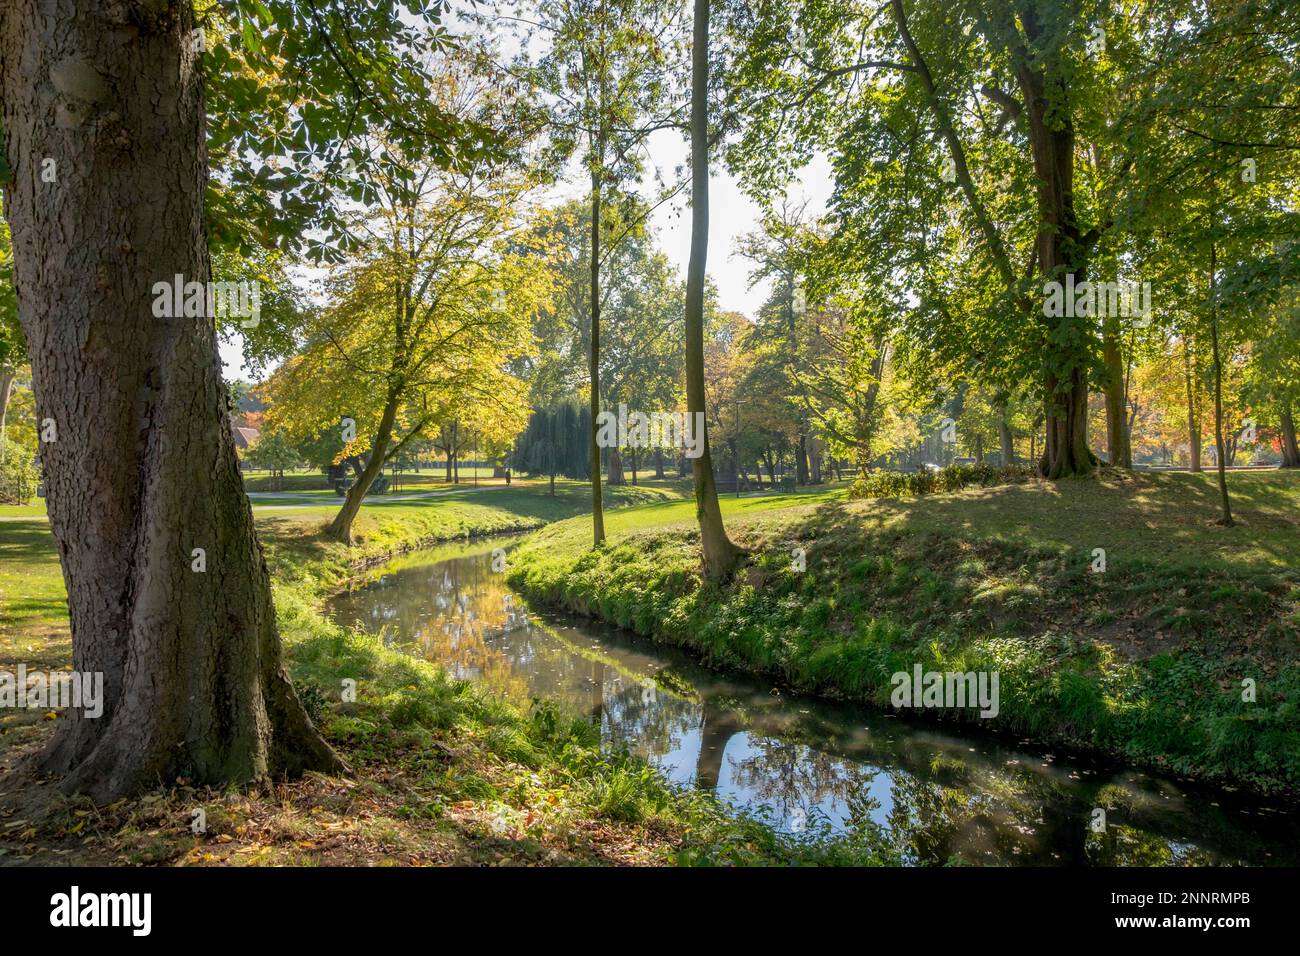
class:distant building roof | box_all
[232,425,261,450]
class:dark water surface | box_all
[325,538,1300,866]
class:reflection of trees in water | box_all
[599,677,700,765]
[726,730,883,832]
[330,549,1299,867]
[876,756,1241,866]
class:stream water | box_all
[325,537,1300,866]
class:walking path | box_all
[0,483,513,520]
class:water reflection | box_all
[326,540,1300,866]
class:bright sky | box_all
[218,10,836,382]
[218,144,832,381]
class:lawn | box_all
[508,470,1300,794]
[2,475,892,866]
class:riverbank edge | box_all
[267,499,891,866]
[504,517,1300,800]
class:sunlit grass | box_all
[508,470,1300,794]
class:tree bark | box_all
[686,0,741,580]
[0,363,15,463]
[1183,334,1202,471]
[1018,61,1095,477]
[588,162,606,545]
[1280,409,1300,468]
[0,0,341,799]
[1102,315,1131,467]
[1208,239,1233,525]
[606,446,624,485]
[327,390,398,544]
[997,401,1014,465]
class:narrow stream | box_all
[325,537,1300,866]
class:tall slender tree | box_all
[518,0,687,546]
[687,0,741,579]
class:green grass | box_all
[242,466,506,492]
[508,470,1300,795]
[0,476,891,865]
[0,518,69,678]
[0,501,47,519]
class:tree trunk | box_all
[654,448,665,479]
[606,446,624,485]
[327,392,398,544]
[1207,239,1233,526]
[997,408,1014,465]
[1280,409,1300,468]
[686,0,741,580]
[588,163,606,545]
[0,0,341,799]
[1102,315,1131,467]
[1012,10,1096,478]
[1183,334,1202,471]
[0,363,15,463]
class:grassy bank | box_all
[0,479,890,865]
[508,471,1300,796]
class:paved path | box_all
[247,484,512,510]
[0,483,514,520]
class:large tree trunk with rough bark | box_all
[687,0,741,580]
[0,0,341,800]
[1015,38,1096,479]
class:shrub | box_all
[0,448,40,504]
[848,462,1038,500]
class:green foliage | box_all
[509,473,1300,793]
[849,463,1038,500]
[206,0,511,261]
[0,446,39,505]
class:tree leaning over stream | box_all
[264,154,542,544]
